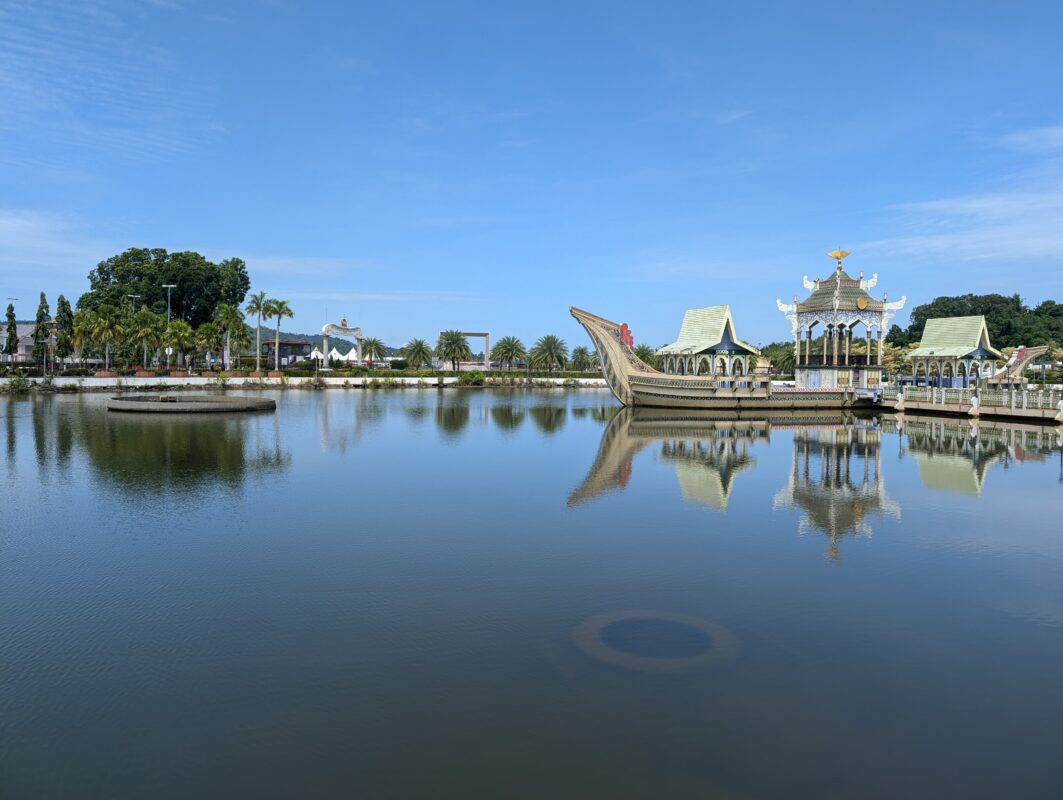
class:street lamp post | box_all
[162,284,176,367]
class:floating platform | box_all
[106,395,276,413]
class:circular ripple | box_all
[574,610,737,673]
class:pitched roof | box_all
[907,316,1001,359]
[656,305,759,356]
[796,268,883,313]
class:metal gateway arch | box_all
[321,321,364,367]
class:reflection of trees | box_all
[435,402,470,438]
[529,405,566,434]
[490,405,525,432]
[895,415,1058,495]
[61,404,289,492]
[772,425,900,561]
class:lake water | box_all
[3,390,1063,798]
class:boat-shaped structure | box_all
[570,306,855,410]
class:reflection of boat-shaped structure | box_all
[569,407,850,509]
[570,306,855,410]
[772,424,901,560]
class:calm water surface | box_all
[3,390,1063,798]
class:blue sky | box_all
[2,0,1062,348]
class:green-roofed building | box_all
[906,315,1001,387]
[777,251,907,389]
[655,305,760,377]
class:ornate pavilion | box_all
[777,251,906,389]
[656,305,760,377]
[905,316,1001,387]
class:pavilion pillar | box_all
[876,329,883,366]
[805,328,813,365]
[844,328,850,366]
[794,329,801,365]
[866,328,872,367]
[832,327,839,366]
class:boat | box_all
[570,306,856,410]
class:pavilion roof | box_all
[796,268,884,313]
[907,316,1001,359]
[656,305,759,356]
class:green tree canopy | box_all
[3,303,17,360]
[631,344,657,369]
[54,295,74,360]
[78,248,250,328]
[529,334,568,371]
[436,330,471,371]
[32,292,51,363]
[361,336,386,365]
[490,335,526,369]
[401,338,434,368]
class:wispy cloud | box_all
[0,0,221,165]
[0,208,120,276]
[999,123,1063,153]
[282,289,469,303]
[862,124,1063,271]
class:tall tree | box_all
[129,307,165,369]
[529,335,568,371]
[263,298,293,370]
[31,292,50,366]
[78,248,250,327]
[632,344,657,369]
[165,320,195,369]
[245,291,269,372]
[3,303,16,364]
[436,330,471,371]
[195,322,222,368]
[72,309,94,365]
[90,304,122,370]
[490,335,526,370]
[570,345,593,371]
[213,303,245,369]
[401,338,434,369]
[54,295,74,364]
[361,336,385,366]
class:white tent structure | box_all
[340,348,362,363]
[328,347,345,362]
[309,348,324,361]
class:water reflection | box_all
[893,416,1063,495]
[771,423,901,560]
[436,400,471,439]
[569,408,772,507]
[33,399,291,492]
[528,405,567,435]
[490,404,526,432]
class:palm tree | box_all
[569,345,592,371]
[529,334,568,371]
[72,309,95,366]
[229,323,252,369]
[361,336,385,367]
[130,307,165,369]
[436,330,471,371]
[632,344,658,369]
[401,338,434,369]
[263,298,293,370]
[90,304,122,370]
[195,322,222,369]
[490,335,526,370]
[213,303,245,370]
[165,320,195,369]
[244,291,269,372]
[590,350,600,370]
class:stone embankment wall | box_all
[0,375,609,392]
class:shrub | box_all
[458,370,485,386]
[5,373,32,393]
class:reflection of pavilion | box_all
[772,425,900,560]
[568,408,772,508]
[894,416,1058,495]
[659,437,756,510]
